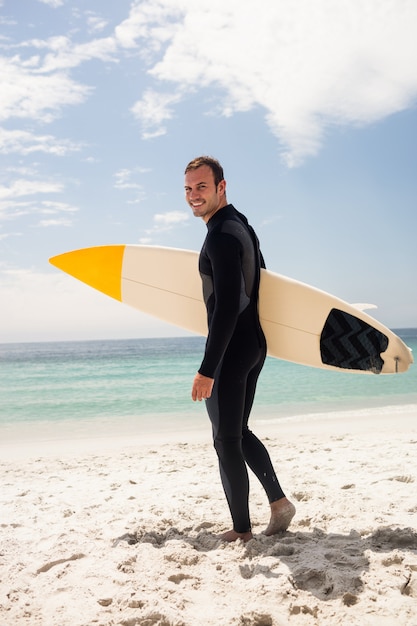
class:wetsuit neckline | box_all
[206,204,236,230]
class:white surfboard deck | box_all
[49,245,413,375]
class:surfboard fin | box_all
[350,303,377,312]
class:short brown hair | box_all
[184,156,224,187]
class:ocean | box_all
[1,330,416,434]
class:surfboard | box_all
[49,245,413,375]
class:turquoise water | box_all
[0,331,416,428]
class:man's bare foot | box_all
[218,529,253,543]
[264,497,296,536]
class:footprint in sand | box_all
[388,475,415,483]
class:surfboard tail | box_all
[49,245,125,302]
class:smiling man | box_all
[184,156,295,542]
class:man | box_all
[184,156,295,543]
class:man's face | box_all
[184,165,226,223]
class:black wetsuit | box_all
[198,204,285,533]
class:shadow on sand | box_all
[113,524,417,603]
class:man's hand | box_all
[191,373,214,402]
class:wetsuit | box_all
[198,204,285,533]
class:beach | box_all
[1,405,417,626]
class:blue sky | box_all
[1,0,416,343]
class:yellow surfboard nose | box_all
[49,245,125,302]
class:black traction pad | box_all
[320,308,389,373]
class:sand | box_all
[1,405,417,626]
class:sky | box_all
[1,0,416,343]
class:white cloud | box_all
[153,211,189,227]
[114,168,143,190]
[115,1,182,52]
[37,0,65,7]
[0,24,119,128]
[259,215,283,229]
[33,36,118,73]
[123,0,417,165]
[0,179,63,201]
[37,217,72,228]
[2,0,416,172]
[130,88,183,138]
[0,230,21,241]
[0,196,77,223]
[36,217,73,227]
[86,14,109,34]
[0,186,78,227]
[0,201,33,221]
[0,128,82,156]
[138,210,190,243]
[0,56,91,123]
[113,168,149,204]
[38,200,79,216]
